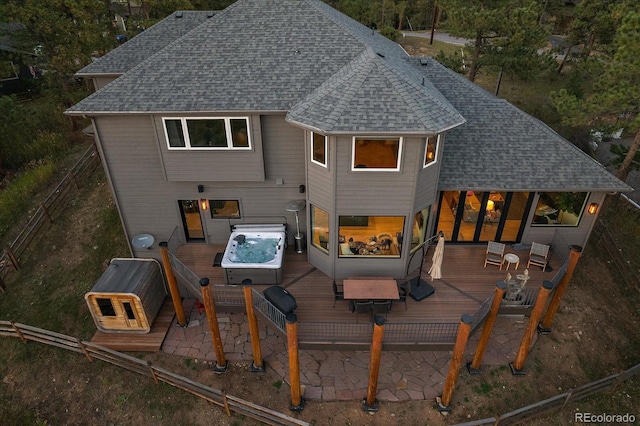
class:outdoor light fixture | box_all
[197,184,204,193]
[587,203,599,214]
[200,199,208,210]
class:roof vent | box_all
[420,58,429,66]
[422,77,425,86]
[175,11,183,18]
[376,52,385,58]
[207,11,215,18]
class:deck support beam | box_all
[363,316,386,412]
[539,245,582,333]
[468,281,506,373]
[437,314,473,412]
[159,242,187,327]
[242,279,265,372]
[200,278,228,373]
[286,313,305,411]
[510,280,554,374]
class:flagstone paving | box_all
[162,298,528,402]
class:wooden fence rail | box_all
[454,362,640,426]
[0,320,309,426]
[0,145,100,290]
[593,220,639,291]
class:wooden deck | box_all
[90,298,175,351]
[175,243,562,324]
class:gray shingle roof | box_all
[76,11,214,76]
[416,58,631,192]
[286,49,465,134]
[66,0,465,135]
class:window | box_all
[310,205,329,253]
[352,137,402,171]
[532,192,588,227]
[311,132,327,167]
[163,117,251,150]
[97,298,116,317]
[423,135,439,168]
[209,200,241,218]
[338,215,404,257]
[410,208,430,253]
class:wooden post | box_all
[147,360,159,385]
[159,242,187,327]
[286,313,304,411]
[363,315,386,412]
[11,321,27,343]
[437,314,473,412]
[76,338,93,362]
[200,278,228,373]
[539,245,583,333]
[242,279,264,372]
[468,281,507,373]
[5,248,20,271]
[510,280,554,374]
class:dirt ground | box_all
[1,168,639,425]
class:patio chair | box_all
[394,280,409,310]
[354,300,373,323]
[484,241,506,269]
[332,280,344,308]
[372,300,391,320]
[527,242,550,270]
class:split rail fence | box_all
[0,320,309,426]
[0,145,101,291]
[455,362,640,426]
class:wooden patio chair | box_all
[484,241,506,269]
[354,300,373,323]
[332,280,344,308]
[527,242,550,270]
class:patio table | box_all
[343,278,400,301]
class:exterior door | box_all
[178,200,205,242]
[436,191,532,243]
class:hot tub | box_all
[221,224,286,284]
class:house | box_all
[66,0,631,281]
[0,23,40,95]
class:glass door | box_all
[178,200,205,242]
[436,191,532,243]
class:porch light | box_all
[200,199,208,210]
[587,203,598,215]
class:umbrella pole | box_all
[410,232,441,301]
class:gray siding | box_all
[94,76,117,90]
[155,114,265,182]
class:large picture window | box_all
[163,117,251,150]
[209,200,241,218]
[311,132,327,167]
[423,135,439,168]
[352,137,402,171]
[338,216,404,257]
[310,205,329,253]
[532,192,588,227]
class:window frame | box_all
[338,215,405,258]
[423,135,440,168]
[162,117,252,150]
[531,192,589,227]
[351,137,403,172]
[209,200,241,219]
[311,132,328,167]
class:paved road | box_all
[402,30,469,45]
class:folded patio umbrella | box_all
[428,236,445,280]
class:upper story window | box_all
[163,117,251,150]
[311,132,327,167]
[423,135,439,168]
[352,137,402,171]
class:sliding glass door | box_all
[436,191,532,243]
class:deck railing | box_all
[252,288,287,333]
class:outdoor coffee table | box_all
[504,253,520,270]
